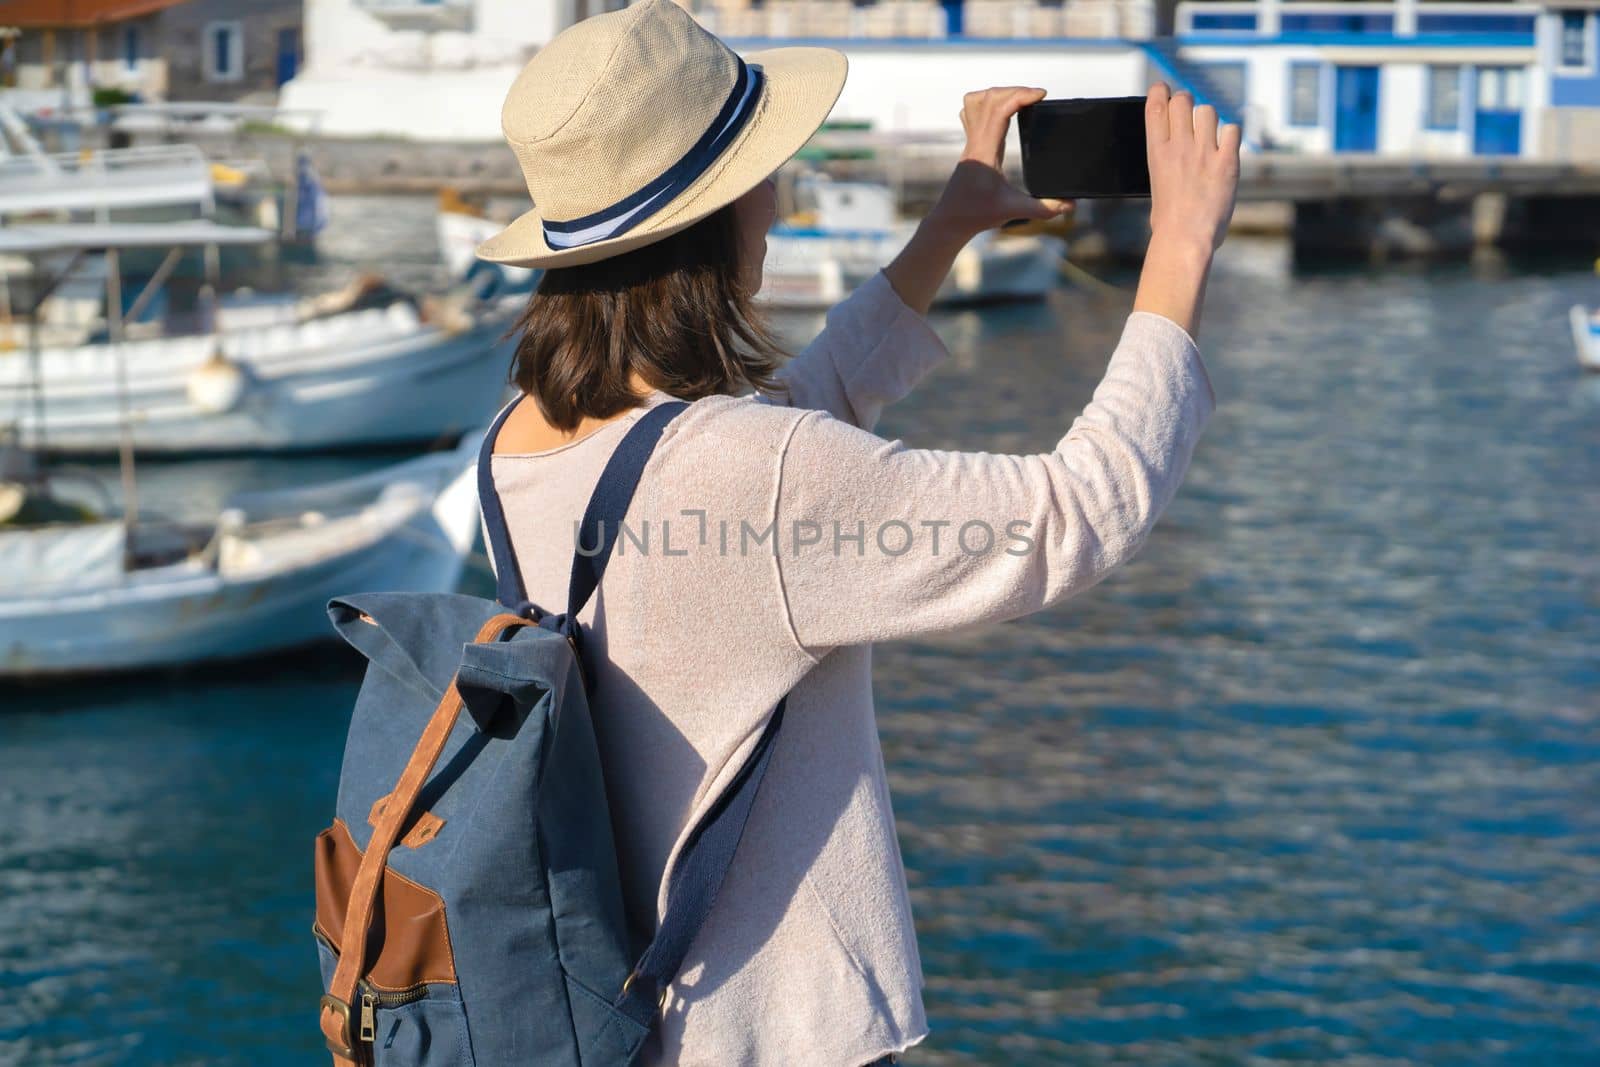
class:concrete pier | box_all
[175,128,1600,261]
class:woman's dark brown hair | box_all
[510,202,788,431]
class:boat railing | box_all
[0,143,214,217]
[219,447,469,528]
[0,140,209,179]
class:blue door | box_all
[276,27,299,87]
[1473,66,1523,156]
[941,0,964,35]
[1334,66,1380,152]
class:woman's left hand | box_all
[885,86,1073,314]
[932,86,1074,236]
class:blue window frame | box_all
[123,26,138,70]
[1425,65,1461,130]
[1190,12,1257,32]
[1559,11,1592,70]
[1288,62,1321,127]
[1281,12,1394,33]
[1415,13,1537,37]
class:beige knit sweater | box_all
[488,269,1217,1066]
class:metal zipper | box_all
[359,981,429,1008]
[314,925,434,1014]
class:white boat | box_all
[437,192,540,295]
[0,438,481,677]
[1,102,313,244]
[0,103,277,234]
[759,178,1065,309]
[1569,305,1600,371]
[1,221,516,454]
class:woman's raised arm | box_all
[770,86,1073,428]
[770,84,1237,655]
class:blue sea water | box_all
[2,198,1598,1065]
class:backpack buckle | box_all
[621,970,668,1011]
[319,994,358,1059]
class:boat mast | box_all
[103,246,140,541]
[27,278,44,461]
[15,249,86,474]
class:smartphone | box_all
[1017,97,1150,199]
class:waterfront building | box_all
[9,0,1589,161]
[0,0,303,113]
[0,0,183,112]
[1171,0,1600,160]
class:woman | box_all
[474,1,1234,1063]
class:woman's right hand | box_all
[1130,83,1241,339]
[1146,83,1241,251]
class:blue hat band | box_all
[541,59,765,252]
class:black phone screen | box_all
[1017,97,1151,199]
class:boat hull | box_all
[758,227,1063,310]
[0,460,479,677]
[4,309,517,455]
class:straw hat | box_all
[476,0,847,269]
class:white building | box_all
[278,0,1157,140]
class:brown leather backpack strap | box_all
[319,612,532,1065]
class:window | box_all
[1189,12,1257,32]
[1476,66,1524,110]
[1425,65,1460,129]
[1289,62,1321,126]
[1560,11,1593,70]
[123,26,138,70]
[1416,13,1536,39]
[204,21,242,83]
[1281,13,1394,33]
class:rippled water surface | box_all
[3,197,1598,1065]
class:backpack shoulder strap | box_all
[565,400,687,622]
[621,693,787,1016]
[476,396,689,620]
[478,394,786,1017]
[476,395,531,613]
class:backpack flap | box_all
[454,637,562,735]
[328,592,518,706]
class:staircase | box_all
[1139,38,1252,143]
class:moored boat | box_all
[437,189,541,297]
[0,437,482,678]
[1,221,516,454]
[759,177,1065,309]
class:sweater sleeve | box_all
[767,269,952,431]
[772,310,1218,654]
